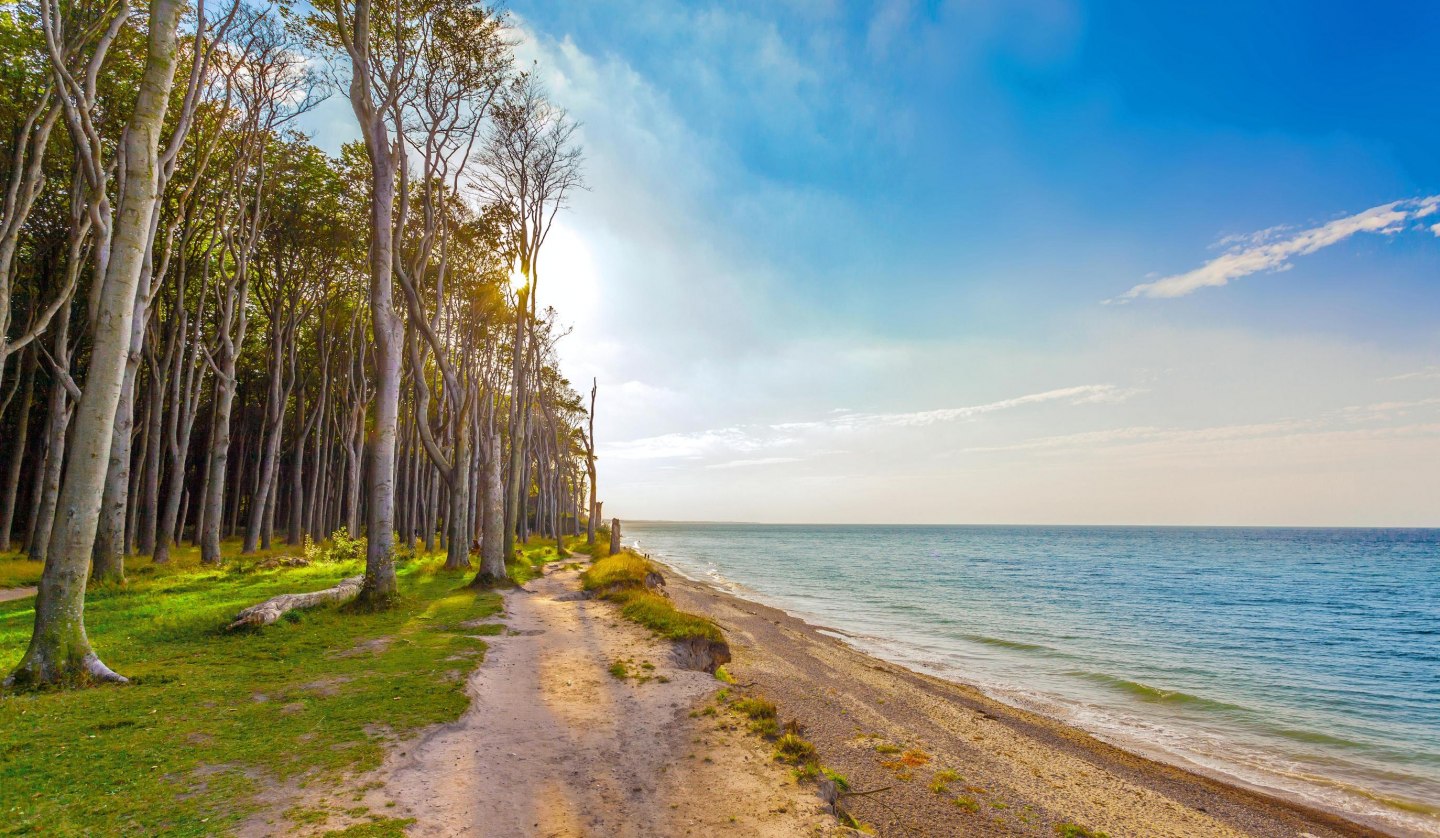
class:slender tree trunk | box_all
[138,354,165,554]
[29,308,72,565]
[201,344,240,565]
[0,347,38,551]
[9,0,187,688]
[475,432,505,583]
[92,295,151,583]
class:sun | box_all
[534,223,600,321]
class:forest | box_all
[0,0,595,689]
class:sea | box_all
[625,522,1440,836]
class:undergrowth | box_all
[0,539,501,835]
[581,550,721,643]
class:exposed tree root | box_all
[226,575,364,630]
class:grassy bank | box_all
[0,540,502,836]
[580,550,721,643]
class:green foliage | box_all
[581,551,722,643]
[930,768,961,794]
[579,551,650,590]
[304,527,368,564]
[615,590,721,643]
[732,696,777,721]
[0,542,501,834]
[773,733,819,766]
[713,664,736,684]
[608,660,629,680]
[322,818,418,836]
[1056,824,1111,838]
[953,796,980,813]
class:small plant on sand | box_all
[749,717,781,739]
[1056,824,1110,838]
[874,742,902,754]
[930,768,961,794]
[732,696,777,721]
[714,665,736,684]
[953,796,980,813]
[773,733,819,766]
[608,660,630,680]
[900,748,931,767]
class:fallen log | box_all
[226,575,364,630]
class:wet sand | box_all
[660,564,1400,838]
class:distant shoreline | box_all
[652,556,1422,837]
[628,519,1440,530]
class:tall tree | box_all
[10,0,191,686]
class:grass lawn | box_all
[0,540,504,836]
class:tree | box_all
[471,72,582,575]
[9,0,191,687]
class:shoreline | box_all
[654,558,1414,837]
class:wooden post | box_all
[609,517,622,556]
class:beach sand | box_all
[659,563,1399,838]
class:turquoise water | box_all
[626,522,1440,835]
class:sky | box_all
[301,1,1440,526]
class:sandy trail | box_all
[0,587,36,603]
[370,563,835,837]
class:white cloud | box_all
[706,457,803,470]
[778,384,1134,431]
[1116,195,1440,301]
[604,383,1131,461]
[1384,367,1440,382]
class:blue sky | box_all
[305,1,1440,524]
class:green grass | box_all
[0,555,43,589]
[1056,824,1111,838]
[581,551,722,643]
[732,695,777,721]
[506,537,572,585]
[0,540,502,836]
[579,551,650,590]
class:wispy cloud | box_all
[774,384,1135,431]
[1115,196,1440,301]
[603,384,1134,461]
[1384,367,1440,382]
[706,457,803,470]
[961,419,1440,456]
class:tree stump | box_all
[608,517,622,556]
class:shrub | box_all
[304,527,367,564]
[732,696,777,720]
[580,552,651,590]
[773,733,818,766]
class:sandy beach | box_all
[657,562,1403,838]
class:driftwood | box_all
[226,575,364,630]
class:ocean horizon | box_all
[627,521,1440,836]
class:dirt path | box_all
[366,564,837,837]
[0,587,36,603]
